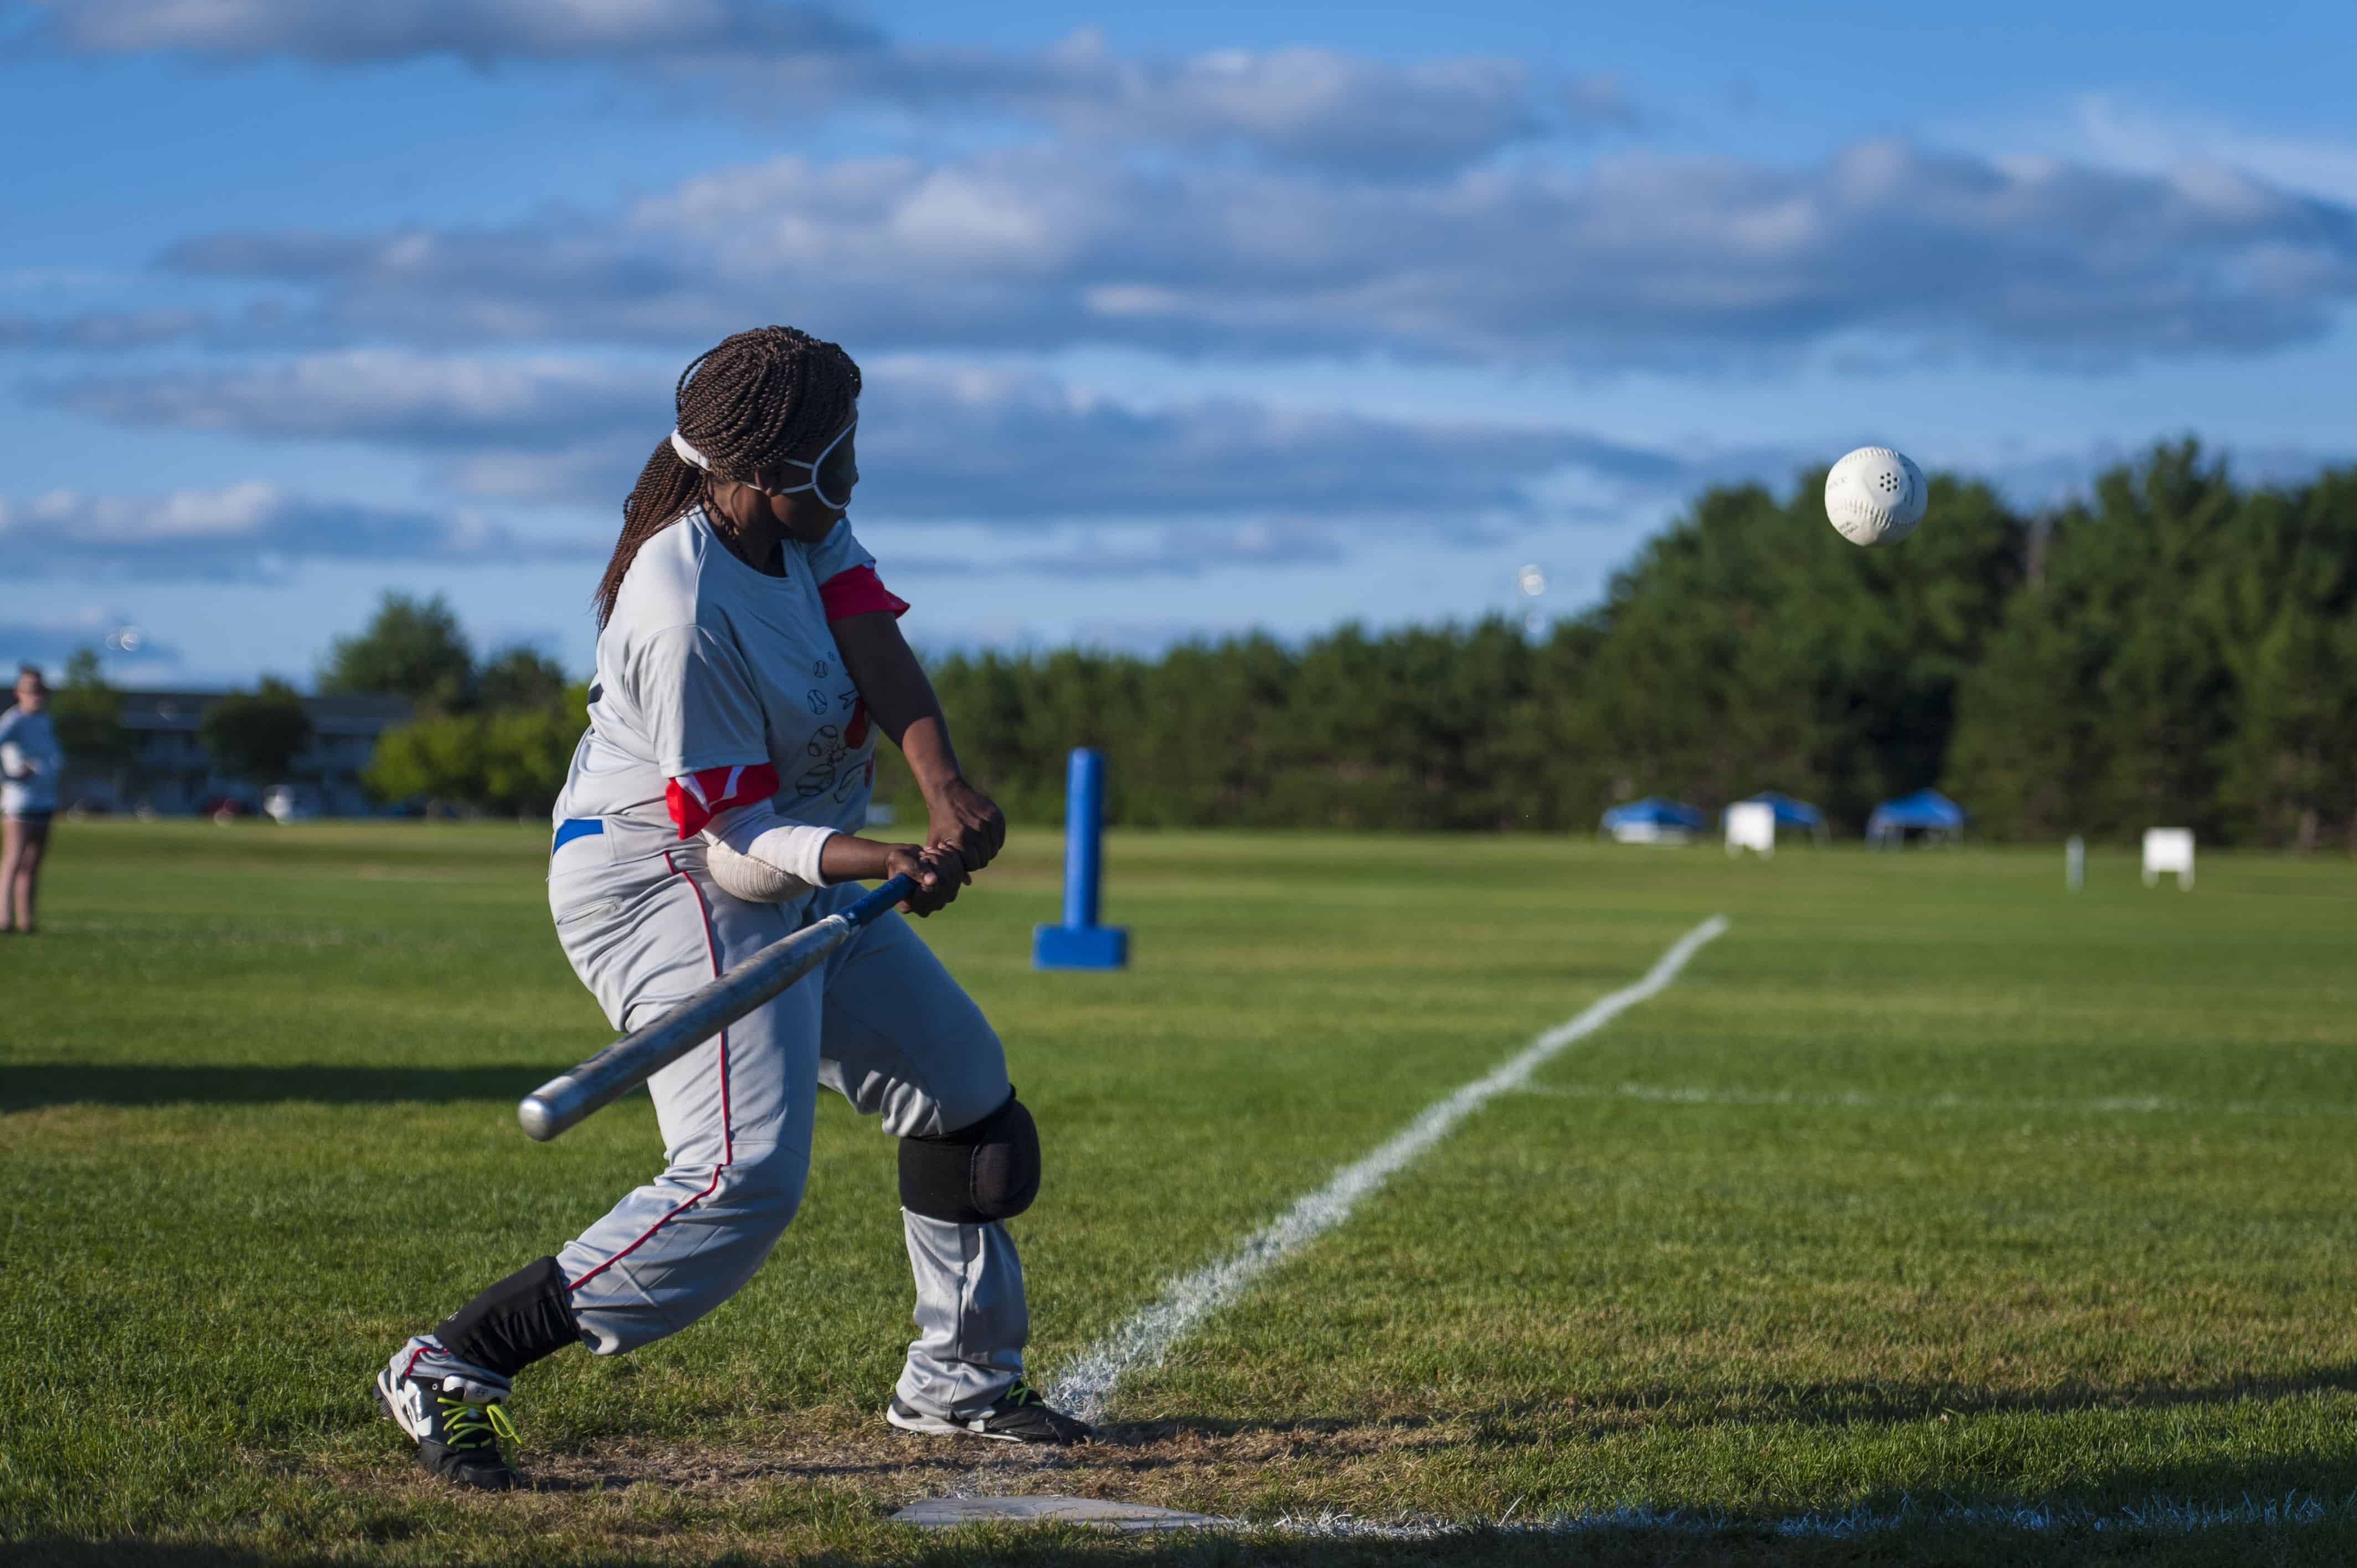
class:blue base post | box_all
[1033,923,1129,969]
[1033,746,1129,970]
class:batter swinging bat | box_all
[517,874,918,1141]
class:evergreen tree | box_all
[1944,441,2346,845]
[2213,469,2357,848]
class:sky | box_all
[5,0,2357,687]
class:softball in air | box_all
[1825,446,1927,546]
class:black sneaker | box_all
[886,1380,1094,1445]
[375,1365,523,1489]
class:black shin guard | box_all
[899,1089,1041,1225]
[434,1256,582,1378]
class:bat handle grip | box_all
[844,871,920,929]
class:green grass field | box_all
[4,820,2355,1566]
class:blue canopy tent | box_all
[1733,790,1828,842]
[1866,788,1965,848]
[1601,796,1706,844]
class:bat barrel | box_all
[518,873,917,1141]
[517,1083,587,1144]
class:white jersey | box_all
[554,507,908,840]
[0,705,64,816]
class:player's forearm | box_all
[897,715,969,804]
[816,834,916,884]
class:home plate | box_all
[893,1495,1231,1530]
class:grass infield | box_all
[3,820,2354,1566]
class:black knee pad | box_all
[898,1090,1040,1224]
[434,1255,582,1378]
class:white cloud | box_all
[30,4,1596,174]
[45,353,1692,525]
[2065,96,2357,208]
[0,482,591,579]
[853,363,1682,522]
[138,138,2357,367]
[48,350,662,446]
[0,309,210,350]
[874,517,1352,582]
[830,30,1582,177]
[35,0,877,63]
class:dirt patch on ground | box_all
[324,1414,1484,1518]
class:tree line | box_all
[343,441,2357,845]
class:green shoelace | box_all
[438,1395,519,1452]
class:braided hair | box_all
[595,326,862,626]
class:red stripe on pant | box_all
[565,853,734,1293]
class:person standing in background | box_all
[0,665,65,935]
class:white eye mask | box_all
[671,410,858,511]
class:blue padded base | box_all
[1032,924,1129,970]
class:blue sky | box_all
[6,0,2356,685]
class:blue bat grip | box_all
[845,872,920,929]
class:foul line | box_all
[904,1490,2349,1539]
[1258,1490,2349,1541]
[1048,914,1730,1423]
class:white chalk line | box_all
[1257,1490,2351,1540]
[1047,915,1729,1424]
[1516,1082,2357,1119]
[908,1490,2352,1540]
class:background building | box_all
[29,691,413,817]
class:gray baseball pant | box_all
[537,827,1026,1417]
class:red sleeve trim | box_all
[819,564,909,622]
[665,762,780,839]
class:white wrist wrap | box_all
[702,802,838,904]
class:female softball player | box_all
[1,664,65,935]
[378,327,1089,1489]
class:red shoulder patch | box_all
[818,564,910,622]
[665,762,780,839]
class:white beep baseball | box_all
[1825,446,1927,547]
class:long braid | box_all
[596,326,862,626]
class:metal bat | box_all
[517,874,918,1141]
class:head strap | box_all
[763,410,857,510]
